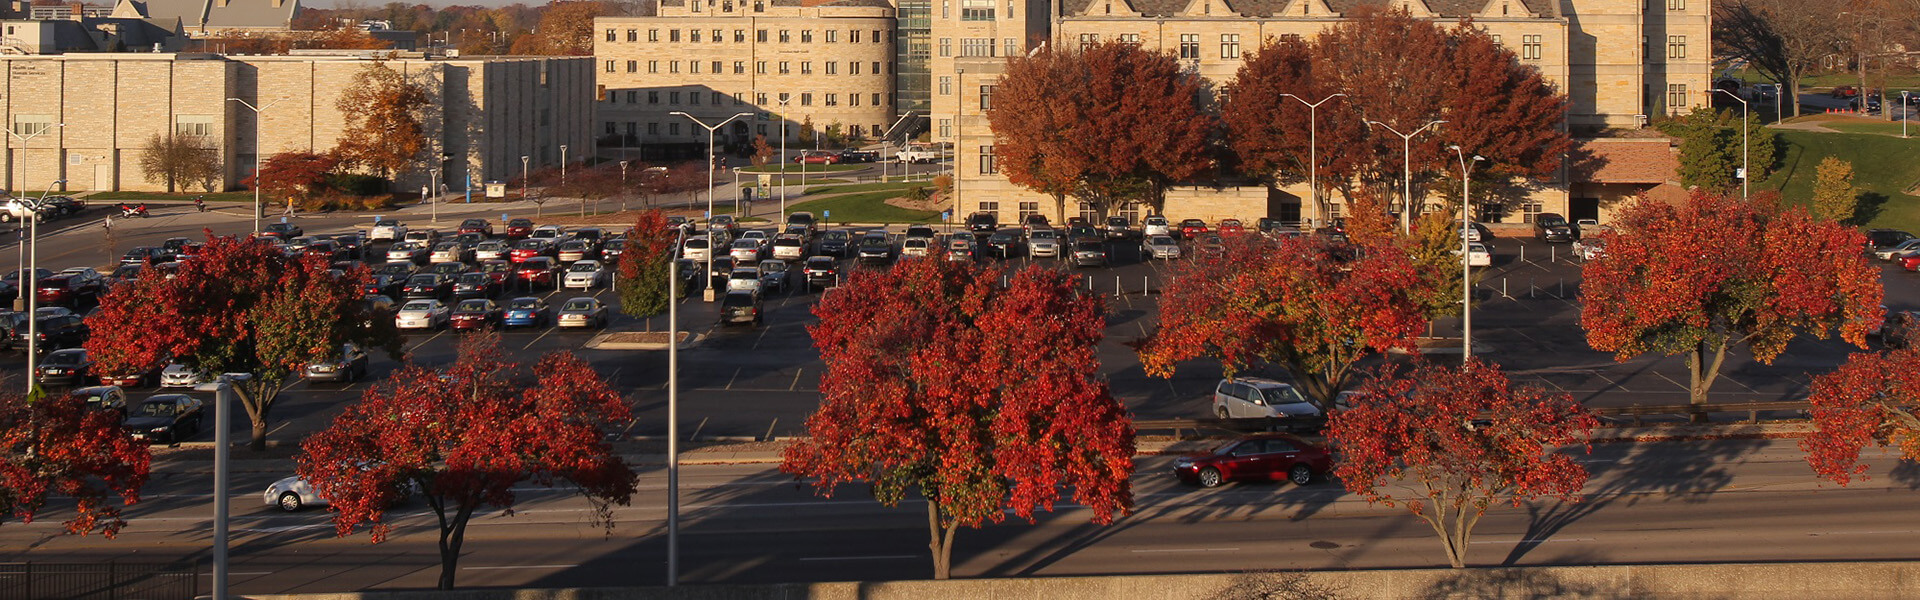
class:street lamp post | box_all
[520,155,530,203]
[5,122,64,222]
[1708,89,1750,200]
[559,144,569,191]
[665,226,687,587]
[954,68,964,223]
[619,160,631,212]
[671,111,753,302]
[1280,93,1345,227]
[777,98,791,216]
[1448,145,1485,363]
[23,179,64,393]
[1363,119,1447,233]
[228,97,283,235]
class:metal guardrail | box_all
[0,562,199,600]
[1134,401,1813,435]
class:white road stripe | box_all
[1129,548,1240,553]
[200,572,275,576]
[1468,537,1594,545]
[797,555,917,562]
[463,564,578,570]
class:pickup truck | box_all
[895,145,942,164]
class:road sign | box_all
[501,213,509,222]
[374,215,382,223]
[823,210,830,220]
[942,210,950,222]
[704,210,711,219]
[758,174,772,189]
[280,216,288,224]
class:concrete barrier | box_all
[240,560,1920,600]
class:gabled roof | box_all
[113,0,298,30]
[1064,0,1554,18]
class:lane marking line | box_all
[1129,548,1241,553]
[797,555,917,562]
[463,564,579,570]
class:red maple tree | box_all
[615,209,678,317]
[783,258,1134,580]
[244,152,341,207]
[85,234,400,450]
[1581,190,1881,411]
[0,393,150,537]
[1135,234,1431,404]
[298,334,635,590]
[1803,347,1920,485]
[1328,359,1597,568]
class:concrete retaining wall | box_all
[242,561,1920,600]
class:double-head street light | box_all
[777,97,791,216]
[520,155,531,202]
[5,121,64,221]
[228,97,284,234]
[671,111,753,303]
[22,179,65,394]
[1280,93,1345,227]
[664,225,688,587]
[1707,89,1750,200]
[1448,145,1485,363]
[1364,119,1446,233]
[619,160,631,212]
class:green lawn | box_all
[803,181,932,196]
[741,177,848,188]
[1758,130,1920,231]
[1814,119,1915,136]
[787,191,939,223]
[736,163,865,174]
[88,191,258,201]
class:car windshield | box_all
[685,238,709,249]
[722,293,756,307]
[824,231,848,241]
[861,238,890,247]
[459,273,487,283]
[1146,217,1167,225]
[989,234,1012,243]
[510,219,532,228]
[569,263,599,272]
[401,301,435,311]
[1031,231,1056,241]
[1150,236,1174,245]
[563,300,595,311]
[463,220,484,228]
[741,231,766,240]
[456,300,490,311]
[407,275,439,284]
[509,298,541,309]
[775,238,800,246]
[605,240,626,249]
[904,239,927,248]
[733,240,758,249]
[1182,220,1206,227]
[762,262,787,272]
[1075,241,1103,251]
[532,229,560,238]
[1540,216,1567,227]
[134,401,175,417]
[518,240,551,250]
[1108,218,1128,226]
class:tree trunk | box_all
[235,379,283,452]
[1420,498,1467,568]
[435,502,477,590]
[925,499,958,580]
[1685,340,1729,424]
[1051,193,1067,225]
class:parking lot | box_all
[0,202,1912,446]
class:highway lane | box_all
[5,439,1919,592]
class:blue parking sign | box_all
[823,210,831,219]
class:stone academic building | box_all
[0,51,594,194]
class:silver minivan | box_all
[1212,377,1324,421]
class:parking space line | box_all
[407,330,446,352]
[725,367,742,390]
[752,322,772,350]
[1724,376,1760,394]
[523,327,554,350]
[1593,372,1629,392]
[1651,370,1690,392]
[789,368,803,391]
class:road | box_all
[2,439,1916,592]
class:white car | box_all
[1144,235,1181,260]
[1212,377,1325,421]
[563,260,606,289]
[1877,239,1920,261]
[1028,229,1061,258]
[530,225,566,241]
[265,475,327,511]
[730,239,763,262]
[1143,216,1172,238]
[386,242,426,264]
[395,299,450,330]
[681,236,712,262]
[369,221,407,242]
[727,268,762,293]
[160,363,211,388]
[1574,238,1607,261]
[428,242,467,264]
[1463,242,1492,267]
[901,238,931,258]
[474,240,509,262]
[770,235,806,261]
[1457,221,1483,243]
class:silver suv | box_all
[1212,378,1324,421]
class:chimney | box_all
[215,0,229,8]
[271,0,282,7]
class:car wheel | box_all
[1197,467,1224,488]
[278,491,304,512]
[1215,406,1230,420]
[1289,464,1315,486]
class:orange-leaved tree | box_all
[1135,234,1431,405]
[332,62,431,184]
[1581,189,1881,411]
[0,392,150,537]
[298,334,635,590]
[1329,359,1597,568]
[783,258,1134,580]
[1803,346,1920,486]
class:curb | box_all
[584,332,707,351]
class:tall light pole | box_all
[1280,93,1345,227]
[520,155,530,204]
[5,122,63,212]
[954,68,964,224]
[559,144,569,191]
[23,179,64,393]
[665,227,687,587]
[428,166,441,224]
[1364,119,1446,233]
[671,111,753,302]
[1708,89,1751,200]
[777,97,791,216]
[1904,91,1911,139]
[228,97,283,235]
[619,160,631,212]
[1448,145,1485,364]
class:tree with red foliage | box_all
[783,259,1134,580]
[1328,359,1597,568]
[1135,235,1431,405]
[245,152,341,207]
[1802,347,1920,485]
[298,334,635,590]
[1,392,150,537]
[615,209,677,317]
[1581,190,1881,411]
[85,235,399,451]
[990,41,1216,219]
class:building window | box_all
[1521,202,1543,223]
[691,29,701,42]
[1667,84,1688,110]
[1667,0,1684,8]
[625,91,636,103]
[874,62,883,75]
[649,60,659,73]
[827,62,838,75]
[1221,34,1240,59]
[939,38,952,57]
[1522,34,1542,60]
[714,92,724,105]
[827,30,838,43]
[961,38,993,57]
[734,92,745,105]
[757,29,768,42]
[173,115,214,138]
[649,91,660,104]
[826,93,838,106]
[979,201,1000,219]
[690,92,700,105]
[801,93,813,106]
[801,30,813,43]
[779,30,790,43]
[939,76,952,95]
[712,60,722,73]
[938,118,952,138]
[713,29,722,42]
[604,60,615,72]
[942,0,950,18]
[851,62,862,75]
[670,61,681,74]
[649,122,660,135]
[852,30,861,43]
[670,123,681,136]
[605,28,615,42]
[690,61,701,74]
[1004,38,1016,56]
[758,92,769,105]
[1018,201,1040,220]
[1179,34,1199,59]
[979,145,997,174]
[851,93,861,106]
[1079,33,1098,50]
[873,93,882,105]
[779,61,790,74]
[736,29,746,42]
[626,29,637,42]
[1667,35,1686,60]
[1280,33,1301,44]
[801,61,813,74]
[779,92,790,104]
[734,61,746,74]
[962,0,994,20]
[649,29,659,42]
[757,61,767,74]
[670,29,681,42]
[758,124,768,135]
[979,84,995,111]
[670,91,681,104]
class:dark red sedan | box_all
[449,299,503,331]
[1171,433,1332,488]
[505,218,535,240]
[509,239,554,263]
[515,257,559,289]
[1177,219,1210,240]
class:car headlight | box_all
[1174,458,1193,467]
[151,427,170,433]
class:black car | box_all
[262,222,303,239]
[402,273,454,300]
[122,246,167,265]
[837,149,880,163]
[18,314,89,352]
[123,394,204,444]
[1534,213,1576,242]
[707,257,737,289]
[856,232,894,265]
[35,348,93,386]
[1105,217,1139,241]
[804,256,839,290]
[968,212,999,235]
[601,238,627,264]
[987,228,1026,259]
[1867,229,1917,250]
[364,273,405,299]
[373,262,418,278]
[817,230,852,258]
[452,272,500,299]
[330,233,367,259]
[458,218,494,237]
[42,196,84,219]
[719,291,764,326]
[70,385,128,415]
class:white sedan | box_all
[160,363,211,388]
[1877,239,1920,261]
[1143,235,1181,260]
[563,260,607,289]
[265,475,327,511]
[1464,242,1492,267]
[395,299,450,330]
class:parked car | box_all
[946,237,979,262]
[529,225,566,243]
[395,299,451,330]
[304,343,370,382]
[474,240,510,262]
[458,218,494,237]
[556,240,597,263]
[1071,240,1109,268]
[1105,216,1139,241]
[817,230,852,258]
[1144,235,1182,260]
[837,149,880,163]
[709,215,738,238]
[123,394,204,444]
[681,236,713,262]
[401,273,454,300]
[509,239,556,263]
[1177,219,1210,240]
[1461,242,1492,267]
[428,242,473,264]
[1867,229,1917,250]
[515,257,560,289]
[857,232,896,264]
[1457,220,1485,243]
[967,212,1000,235]
[96,361,163,388]
[986,228,1025,259]
[1028,228,1061,258]
[1211,377,1327,425]
[121,246,166,265]
[70,385,128,414]
[36,268,102,306]
[21,314,89,352]
[262,222,303,239]
[35,348,94,386]
[759,259,792,292]
[900,237,932,259]
[730,238,765,263]
[1534,213,1576,242]
[727,267,763,294]
[555,297,608,328]
[1574,237,1607,261]
[770,234,807,261]
[1171,433,1333,488]
[449,299,504,331]
[600,238,628,264]
[370,221,408,242]
[385,242,430,265]
[563,260,607,289]
[502,297,550,328]
[1874,239,1920,261]
[719,290,764,325]
[707,257,738,290]
[452,272,501,299]
[1217,219,1247,236]
[795,150,841,164]
[1195,234,1227,257]
[804,256,839,289]
[160,363,212,388]
[787,212,818,236]
[1143,215,1172,238]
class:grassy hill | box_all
[1757,129,1920,232]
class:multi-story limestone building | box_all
[594,0,898,156]
[937,0,1713,226]
[0,51,592,193]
